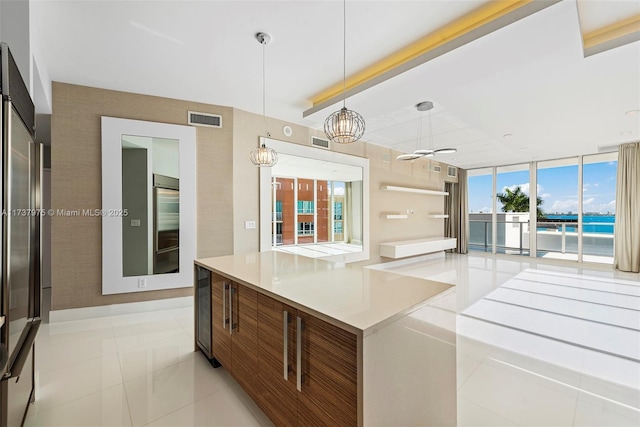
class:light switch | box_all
[131,219,141,227]
[245,221,256,229]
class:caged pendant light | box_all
[250,32,278,167]
[324,0,365,144]
[397,101,457,160]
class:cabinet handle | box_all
[229,285,233,335]
[283,310,288,380]
[222,282,227,330]
[296,316,303,392]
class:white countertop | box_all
[195,251,452,334]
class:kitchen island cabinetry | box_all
[210,272,258,398]
[255,294,298,426]
[254,293,358,426]
[195,252,456,426]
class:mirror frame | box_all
[101,116,196,295]
[259,137,370,263]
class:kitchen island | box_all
[195,251,456,426]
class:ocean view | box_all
[542,215,615,234]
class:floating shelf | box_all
[379,237,457,259]
[428,214,449,219]
[380,185,448,196]
[381,213,408,220]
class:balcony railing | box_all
[469,218,614,259]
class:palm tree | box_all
[496,186,545,218]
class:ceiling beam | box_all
[303,0,561,118]
[583,14,640,57]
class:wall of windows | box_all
[496,164,530,256]
[582,152,617,262]
[467,153,617,264]
[536,158,579,261]
[271,176,348,247]
[468,168,494,252]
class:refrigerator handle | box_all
[0,343,8,375]
[2,320,40,381]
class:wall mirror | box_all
[101,117,196,295]
[259,137,369,263]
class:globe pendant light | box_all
[250,32,278,167]
[324,0,365,144]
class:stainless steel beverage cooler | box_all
[0,42,42,427]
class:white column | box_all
[492,167,497,254]
[529,161,537,257]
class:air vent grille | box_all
[311,136,330,149]
[188,111,222,128]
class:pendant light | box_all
[250,32,278,167]
[397,101,457,161]
[324,0,365,144]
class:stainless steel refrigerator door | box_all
[153,186,179,274]
[1,103,38,427]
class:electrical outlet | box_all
[245,221,256,229]
[138,278,146,288]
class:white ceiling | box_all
[31,0,640,169]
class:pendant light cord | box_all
[262,39,268,137]
[416,109,423,152]
[428,107,433,150]
[342,0,346,108]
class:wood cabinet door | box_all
[256,293,298,427]
[211,272,232,370]
[230,282,258,397]
[297,313,358,427]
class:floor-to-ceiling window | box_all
[273,178,294,245]
[272,176,349,247]
[582,152,617,264]
[332,182,346,242]
[297,178,315,244]
[496,164,530,256]
[537,158,579,261]
[316,180,329,243]
[467,153,618,264]
[468,168,494,252]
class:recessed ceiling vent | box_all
[188,111,222,128]
[311,136,330,150]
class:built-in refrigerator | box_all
[0,42,42,427]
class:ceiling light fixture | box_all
[625,109,639,116]
[324,0,365,144]
[397,101,456,161]
[250,32,278,167]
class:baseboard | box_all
[49,296,192,323]
[365,251,445,271]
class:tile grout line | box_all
[483,297,640,332]
[111,316,135,427]
[139,369,237,426]
[500,285,640,312]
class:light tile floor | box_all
[370,252,640,427]
[26,306,273,427]
[28,253,640,426]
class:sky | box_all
[468,161,617,215]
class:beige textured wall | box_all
[51,82,234,310]
[365,144,451,264]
